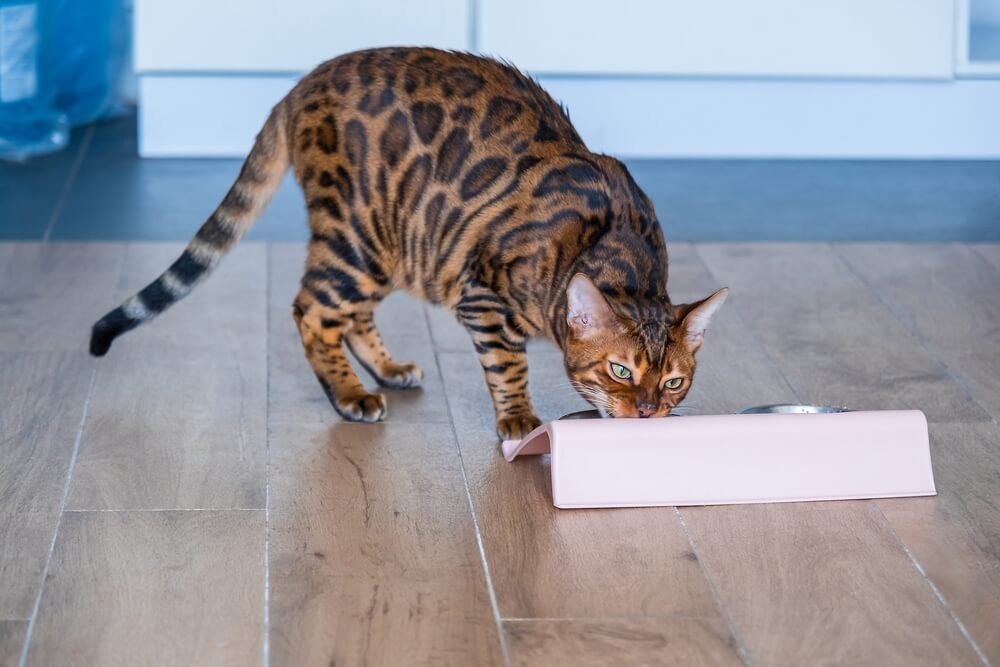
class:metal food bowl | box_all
[739,404,849,415]
[560,405,850,420]
[558,409,685,420]
[559,409,603,420]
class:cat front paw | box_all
[496,414,542,440]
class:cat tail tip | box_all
[89,306,140,357]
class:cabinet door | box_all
[479,0,953,79]
[136,0,470,72]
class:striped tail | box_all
[89,102,290,357]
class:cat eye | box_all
[609,362,632,380]
[664,377,684,390]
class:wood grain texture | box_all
[439,351,732,624]
[970,243,1000,274]
[682,501,982,666]
[504,618,742,667]
[4,238,999,664]
[0,352,94,619]
[878,421,1000,663]
[836,243,1000,353]
[266,422,504,666]
[695,243,990,423]
[694,242,914,348]
[25,510,263,667]
[667,244,799,415]
[268,244,451,425]
[0,621,27,667]
[934,350,1000,420]
[0,243,122,351]
[676,244,983,665]
[267,244,503,666]
[67,243,267,510]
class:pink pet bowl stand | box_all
[502,410,935,509]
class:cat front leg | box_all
[475,342,540,440]
[455,288,541,440]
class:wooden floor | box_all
[1,241,998,667]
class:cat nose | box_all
[637,403,656,418]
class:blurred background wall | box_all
[133,0,1000,159]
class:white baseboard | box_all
[139,75,1000,159]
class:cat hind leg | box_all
[343,310,423,389]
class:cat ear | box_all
[566,274,619,339]
[675,287,729,352]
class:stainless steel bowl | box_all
[560,405,849,419]
[739,404,849,415]
[558,409,686,420]
[559,409,603,420]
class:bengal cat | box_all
[89,48,728,440]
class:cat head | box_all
[563,274,728,418]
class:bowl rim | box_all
[739,404,850,414]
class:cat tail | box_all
[89,100,290,357]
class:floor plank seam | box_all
[41,125,94,243]
[694,242,995,664]
[17,363,99,667]
[881,513,993,667]
[689,243,801,403]
[967,243,1000,279]
[673,508,755,667]
[501,614,732,622]
[830,243,994,422]
[62,508,265,513]
[423,303,511,667]
[263,244,272,667]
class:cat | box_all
[89,47,728,440]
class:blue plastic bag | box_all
[0,0,69,160]
[0,0,127,161]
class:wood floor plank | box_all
[877,421,1000,663]
[694,242,915,348]
[66,243,267,510]
[25,510,263,667]
[736,243,1000,659]
[0,352,94,619]
[504,618,742,667]
[425,303,475,353]
[267,243,504,665]
[836,243,1000,353]
[682,501,982,666]
[439,351,729,623]
[667,245,799,415]
[676,243,984,665]
[0,243,123,351]
[934,350,1000,420]
[970,243,1000,273]
[266,421,505,666]
[268,244,451,425]
[0,621,27,667]
[756,337,990,422]
[694,243,990,423]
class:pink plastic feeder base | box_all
[502,410,935,509]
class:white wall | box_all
[135,0,1000,158]
[479,0,953,78]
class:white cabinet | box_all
[479,0,954,78]
[136,0,1000,158]
[135,0,470,72]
